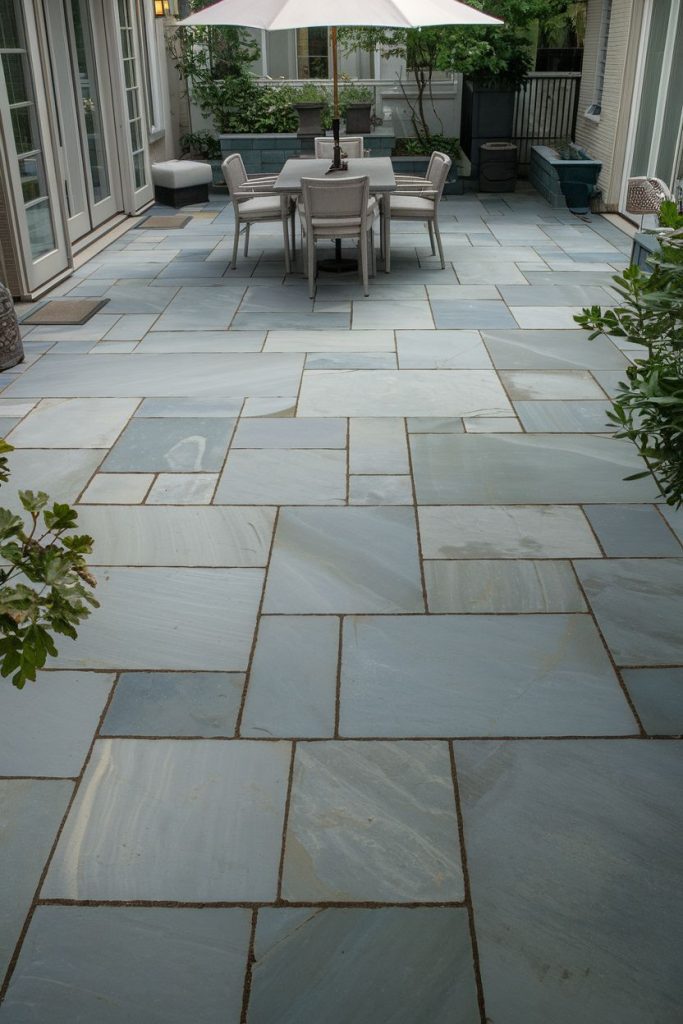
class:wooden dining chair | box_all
[314,136,365,159]
[222,153,294,271]
[299,175,378,297]
[387,151,452,268]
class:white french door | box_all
[108,0,154,211]
[0,0,68,291]
[621,0,683,211]
[43,0,121,242]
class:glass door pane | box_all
[0,0,56,259]
[70,0,111,203]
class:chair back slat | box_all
[301,174,370,221]
[222,154,248,212]
[314,137,365,159]
[426,152,452,201]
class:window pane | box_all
[630,0,671,176]
[655,3,683,185]
[2,52,28,103]
[0,0,20,49]
[19,154,48,202]
[26,199,55,258]
[70,0,111,202]
[133,149,146,189]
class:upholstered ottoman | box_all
[151,160,213,208]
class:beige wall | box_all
[575,0,644,208]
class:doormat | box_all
[22,298,109,326]
[139,215,192,229]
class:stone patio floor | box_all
[0,186,682,1023]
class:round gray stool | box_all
[0,282,24,372]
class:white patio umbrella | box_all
[180,0,501,168]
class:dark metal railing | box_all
[512,73,582,170]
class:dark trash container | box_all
[479,141,517,193]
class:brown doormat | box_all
[22,298,109,326]
[139,215,192,229]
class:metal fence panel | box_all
[512,73,582,169]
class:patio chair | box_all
[299,175,378,297]
[222,153,295,271]
[314,136,365,159]
[387,151,452,269]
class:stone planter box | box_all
[344,103,372,135]
[529,144,602,213]
[390,156,462,196]
[219,130,395,177]
[460,81,516,179]
[631,231,659,271]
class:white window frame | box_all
[138,0,165,137]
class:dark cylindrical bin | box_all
[479,142,517,193]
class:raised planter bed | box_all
[630,231,659,271]
[529,144,602,213]
[219,129,395,178]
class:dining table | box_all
[272,156,397,273]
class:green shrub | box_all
[575,232,683,507]
[394,136,461,162]
[0,440,98,688]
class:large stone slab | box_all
[298,370,512,417]
[411,434,659,504]
[0,906,250,1024]
[77,506,275,566]
[0,672,113,777]
[575,558,683,665]
[248,907,479,1024]
[281,741,463,902]
[0,780,73,984]
[51,568,263,671]
[4,353,303,398]
[263,507,424,614]
[43,739,290,900]
[418,505,600,558]
[456,740,683,1023]
[340,615,637,736]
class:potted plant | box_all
[293,83,331,140]
[340,83,374,135]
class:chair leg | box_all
[433,216,445,270]
[427,220,436,255]
[282,213,291,275]
[307,234,316,299]
[244,222,250,257]
[370,228,377,277]
[360,233,369,296]
[231,217,240,270]
[290,203,296,260]
[383,200,391,274]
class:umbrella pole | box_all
[331,27,341,170]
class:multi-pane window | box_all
[296,28,329,79]
[0,0,56,258]
[118,0,146,189]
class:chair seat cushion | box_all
[389,194,435,216]
[238,196,283,219]
[151,160,213,188]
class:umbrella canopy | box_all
[180,0,501,32]
[180,0,501,169]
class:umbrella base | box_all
[325,161,348,175]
